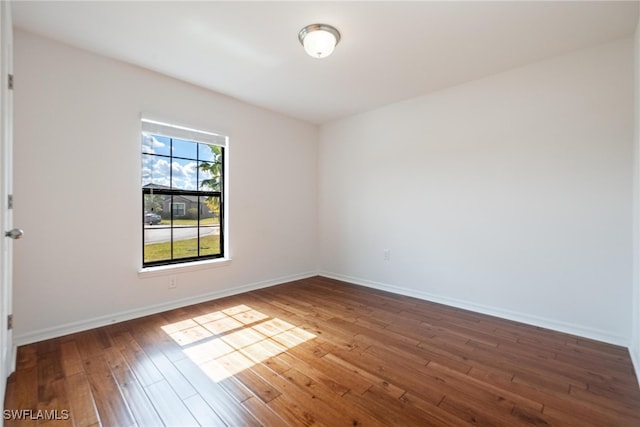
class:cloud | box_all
[171,160,198,190]
[142,156,171,187]
[143,155,200,190]
[141,132,167,155]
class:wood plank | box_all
[75,331,111,361]
[59,341,84,377]
[277,351,350,396]
[83,355,136,427]
[427,361,544,412]
[343,385,440,426]
[256,363,372,427]
[4,366,38,427]
[233,366,282,403]
[147,350,196,400]
[36,348,72,426]
[64,373,101,427]
[144,380,199,426]
[468,362,639,426]
[126,314,188,363]
[399,391,476,426]
[173,357,261,427]
[217,374,255,403]
[569,384,640,419]
[265,394,328,427]
[322,352,402,398]
[111,332,164,387]
[241,395,292,427]
[325,345,446,405]
[438,394,523,427]
[14,344,37,370]
[280,366,388,427]
[182,394,227,426]
[102,347,163,427]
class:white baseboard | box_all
[13,271,317,346]
[319,271,629,347]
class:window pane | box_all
[172,202,186,217]
[198,162,222,191]
[172,138,197,160]
[171,195,197,220]
[171,158,198,190]
[142,154,171,188]
[144,227,172,263]
[199,143,218,162]
[173,227,199,259]
[198,161,217,191]
[143,194,165,224]
[199,227,220,256]
[142,133,171,156]
[200,196,219,226]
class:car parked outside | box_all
[144,211,162,225]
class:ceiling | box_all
[11,1,640,125]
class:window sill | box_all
[138,257,232,278]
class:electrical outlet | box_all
[168,276,177,289]
[383,249,391,261]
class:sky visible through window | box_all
[142,132,216,191]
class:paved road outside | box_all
[144,225,219,244]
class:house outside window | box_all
[141,118,227,267]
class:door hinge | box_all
[8,74,13,90]
[7,194,12,209]
[7,314,13,330]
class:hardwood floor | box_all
[4,276,640,426]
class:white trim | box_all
[138,257,232,278]
[141,116,227,147]
[319,271,629,347]
[631,346,640,385]
[10,343,15,372]
[13,271,317,346]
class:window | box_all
[141,118,226,267]
[172,203,186,217]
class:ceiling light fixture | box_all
[298,23,341,59]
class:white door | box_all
[0,0,14,408]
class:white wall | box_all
[319,37,634,345]
[12,30,318,343]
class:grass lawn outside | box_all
[144,234,221,263]
[159,218,218,226]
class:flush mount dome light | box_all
[298,23,341,59]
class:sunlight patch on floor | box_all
[161,304,316,382]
